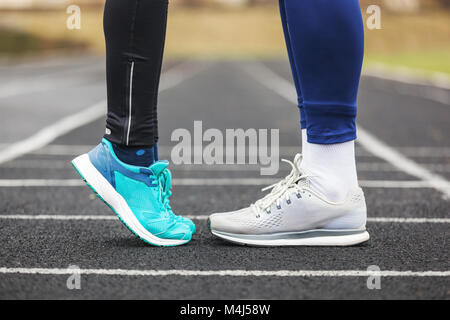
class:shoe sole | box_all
[72,154,191,247]
[209,220,369,247]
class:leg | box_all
[104,0,167,166]
[208,0,368,246]
[282,0,364,202]
[282,0,364,144]
[72,0,195,246]
[104,0,167,148]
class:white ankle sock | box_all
[301,129,308,155]
[300,137,358,202]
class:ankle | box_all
[306,174,351,202]
[300,139,358,202]
[111,142,158,167]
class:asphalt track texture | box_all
[0,57,449,299]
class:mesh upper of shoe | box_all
[225,209,283,231]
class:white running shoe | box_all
[208,154,369,246]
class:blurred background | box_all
[0,1,449,300]
[0,0,449,75]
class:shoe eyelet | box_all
[296,193,302,198]
[276,205,281,210]
[266,209,271,214]
[256,214,260,218]
[286,199,291,205]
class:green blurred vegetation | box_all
[0,28,42,55]
[0,3,449,75]
[366,52,450,75]
[0,27,86,55]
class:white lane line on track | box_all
[0,267,448,277]
[357,162,450,173]
[364,63,450,90]
[0,178,444,188]
[1,144,449,158]
[357,128,450,199]
[4,160,450,173]
[1,215,448,224]
[364,72,450,106]
[0,101,106,166]
[0,61,206,166]
[0,63,105,100]
[244,62,450,199]
[366,217,450,223]
[388,147,450,158]
[0,59,194,101]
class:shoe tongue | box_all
[296,178,309,188]
[293,154,309,188]
[149,160,169,176]
[293,153,303,169]
[295,165,310,188]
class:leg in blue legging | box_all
[279,1,306,130]
[279,0,364,143]
[279,0,364,201]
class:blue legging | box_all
[279,0,364,144]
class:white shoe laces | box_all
[251,154,311,217]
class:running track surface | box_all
[0,57,449,299]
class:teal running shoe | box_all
[71,138,192,246]
[157,168,196,234]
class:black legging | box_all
[103,0,168,147]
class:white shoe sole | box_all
[210,227,370,247]
[72,154,190,247]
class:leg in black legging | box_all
[103,0,168,155]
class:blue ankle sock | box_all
[112,143,158,167]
